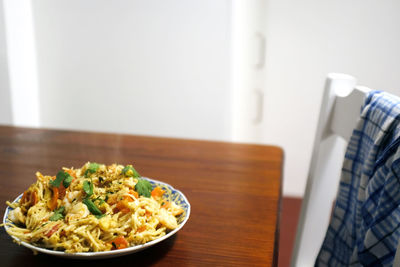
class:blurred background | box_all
[1,0,400,200]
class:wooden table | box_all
[0,126,283,266]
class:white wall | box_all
[32,0,232,140]
[261,0,400,196]
[0,0,12,125]
[2,0,39,127]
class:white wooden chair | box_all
[291,73,400,266]
[290,73,369,266]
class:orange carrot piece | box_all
[110,236,129,250]
[48,187,59,211]
[129,190,139,199]
[31,191,38,205]
[137,225,146,233]
[145,210,152,217]
[20,191,29,205]
[123,195,134,202]
[21,190,38,207]
[58,183,66,199]
[162,201,171,209]
[151,187,165,199]
[114,201,130,214]
[45,224,60,238]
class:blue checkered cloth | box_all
[316,91,400,266]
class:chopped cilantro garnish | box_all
[50,171,73,188]
[83,180,94,196]
[135,179,152,198]
[49,206,65,221]
[84,162,100,177]
[63,174,73,188]
[122,165,140,178]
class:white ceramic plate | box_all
[3,177,190,259]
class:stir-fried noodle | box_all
[4,162,184,253]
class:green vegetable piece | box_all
[83,180,94,196]
[95,214,106,219]
[84,162,100,177]
[50,171,66,187]
[49,213,63,221]
[50,171,73,188]
[122,165,140,178]
[135,179,152,198]
[83,198,103,216]
[62,174,73,188]
[49,206,65,221]
[93,196,105,205]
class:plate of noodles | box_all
[2,162,190,259]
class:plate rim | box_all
[3,177,191,258]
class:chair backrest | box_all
[291,73,371,267]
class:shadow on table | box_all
[0,228,177,267]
